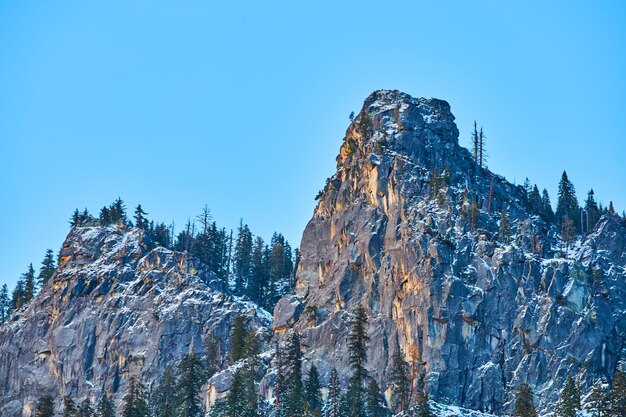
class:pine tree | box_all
[609,371,626,417]
[0,284,9,322]
[174,353,207,417]
[122,377,149,417]
[34,395,55,417]
[233,223,253,295]
[478,127,487,169]
[275,342,285,417]
[134,205,148,229]
[230,316,247,362]
[609,202,616,216]
[562,215,575,255]
[10,277,25,311]
[556,376,580,417]
[522,178,532,202]
[283,332,304,417]
[225,368,247,416]
[64,396,78,417]
[471,121,479,165]
[266,233,293,308]
[151,222,171,249]
[542,189,555,223]
[327,368,342,417]
[248,236,268,306]
[96,393,115,417]
[347,305,369,417]
[586,380,609,417]
[23,263,36,302]
[512,384,537,417]
[390,348,409,414]
[365,379,388,417]
[585,190,601,232]
[38,249,57,287]
[528,185,542,214]
[556,171,580,232]
[77,399,94,417]
[305,365,323,416]
[110,198,128,225]
[99,206,111,226]
[413,389,432,417]
[71,208,81,227]
[154,365,177,417]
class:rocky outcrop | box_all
[273,90,626,413]
[0,226,271,417]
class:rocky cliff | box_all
[273,90,626,413]
[0,226,271,417]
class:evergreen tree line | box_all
[70,199,296,310]
[0,249,56,324]
[517,172,623,239]
[511,372,626,417]
[467,125,625,242]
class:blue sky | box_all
[1,1,625,289]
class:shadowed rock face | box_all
[273,90,626,413]
[0,226,271,417]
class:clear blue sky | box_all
[1,1,625,289]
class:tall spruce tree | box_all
[0,284,9,322]
[34,395,55,417]
[556,171,580,232]
[174,353,207,417]
[347,305,369,417]
[274,342,285,417]
[512,384,537,417]
[283,332,304,417]
[122,377,149,417]
[134,205,148,229]
[413,389,432,417]
[110,198,128,225]
[248,236,268,306]
[586,380,609,417]
[556,376,581,417]
[585,189,601,232]
[471,121,479,165]
[38,249,57,287]
[305,365,323,416]
[542,189,555,223]
[96,393,115,417]
[327,368,342,417]
[528,185,542,214]
[10,277,25,311]
[23,263,36,302]
[154,365,177,417]
[233,223,253,295]
[229,316,247,362]
[224,368,247,416]
[390,349,409,414]
[609,371,626,417]
[365,379,389,417]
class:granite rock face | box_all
[0,226,271,417]
[273,90,626,413]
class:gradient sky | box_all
[1,1,625,290]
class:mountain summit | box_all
[1,90,625,416]
[273,89,626,413]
